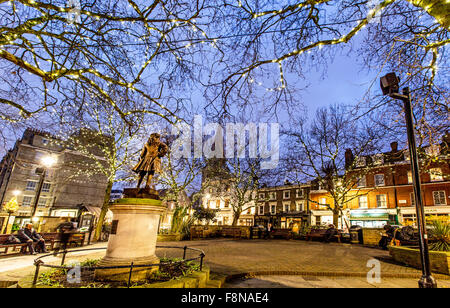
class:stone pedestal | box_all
[94,199,165,282]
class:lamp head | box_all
[380,72,400,95]
[41,155,57,168]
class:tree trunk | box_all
[93,180,113,241]
[406,0,450,28]
[333,212,339,228]
[232,210,241,226]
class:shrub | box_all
[429,221,450,252]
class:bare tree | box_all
[51,89,145,241]
[283,104,383,227]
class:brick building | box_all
[254,183,310,231]
[0,128,110,232]
[309,138,450,229]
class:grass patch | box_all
[37,258,200,288]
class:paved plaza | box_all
[1,239,449,287]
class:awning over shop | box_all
[350,209,389,221]
[81,205,113,221]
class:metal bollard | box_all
[183,246,187,260]
[127,262,134,288]
[199,253,205,271]
[32,261,43,288]
[61,250,67,266]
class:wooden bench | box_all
[0,234,29,254]
[271,228,292,240]
[45,232,85,248]
[190,228,204,240]
[305,228,341,243]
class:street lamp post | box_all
[380,73,436,288]
[31,155,57,219]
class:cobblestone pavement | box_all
[158,239,431,278]
[225,275,450,288]
[1,239,449,287]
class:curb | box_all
[224,270,450,281]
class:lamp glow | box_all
[41,155,57,168]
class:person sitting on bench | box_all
[17,223,47,254]
[324,224,337,243]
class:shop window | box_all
[430,168,443,182]
[376,194,387,208]
[374,174,385,186]
[433,191,446,206]
[358,195,368,208]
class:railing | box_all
[31,245,205,288]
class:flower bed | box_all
[388,246,450,275]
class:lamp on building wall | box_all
[380,72,436,288]
[31,155,57,219]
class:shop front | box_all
[350,208,397,228]
[399,206,450,226]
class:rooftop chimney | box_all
[390,141,398,152]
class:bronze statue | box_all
[132,133,168,189]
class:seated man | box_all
[17,223,48,254]
[324,224,337,243]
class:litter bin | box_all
[349,225,363,244]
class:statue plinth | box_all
[94,198,166,282]
[123,187,160,200]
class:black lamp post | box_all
[380,73,436,288]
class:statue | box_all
[132,133,168,189]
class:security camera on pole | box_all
[380,72,437,288]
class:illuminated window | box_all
[374,174,385,186]
[25,181,37,191]
[358,196,368,208]
[430,168,443,182]
[376,194,387,208]
[357,176,366,187]
[433,191,446,206]
[22,196,33,207]
[42,183,51,192]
